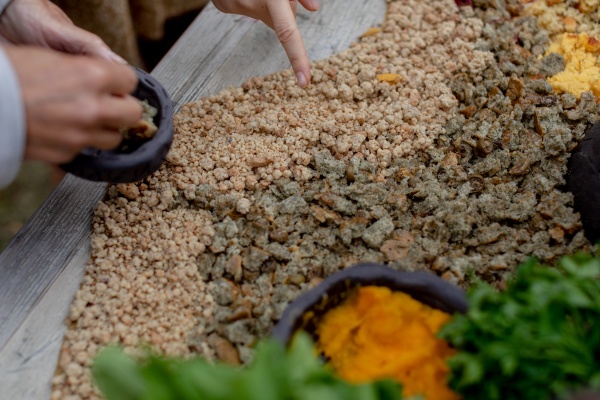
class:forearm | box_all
[0,45,25,189]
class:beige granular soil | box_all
[52,0,599,398]
[167,2,489,190]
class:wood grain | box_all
[0,176,105,349]
[0,1,386,398]
[0,243,89,400]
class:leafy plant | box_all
[93,332,405,400]
[440,253,600,400]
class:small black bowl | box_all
[271,263,468,344]
[566,122,600,243]
[60,68,174,183]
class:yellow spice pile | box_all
[525,0,600,99]
[546,32,600,98]
[317,286,458,400]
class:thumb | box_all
[51,24,127,64]
[44,1,127,63]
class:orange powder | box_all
[316,286,459,400]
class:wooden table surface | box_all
[0,1,385,398]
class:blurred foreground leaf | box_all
[92,332,405,400]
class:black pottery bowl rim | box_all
[271,262,469,345]
[60,67,174,183]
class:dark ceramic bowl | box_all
[272,262,468,344]
[566,122,600,243]
[60,68,173,183]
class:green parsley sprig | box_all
[440,253,600,400]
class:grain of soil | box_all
[52,0,599,398]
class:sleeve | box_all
[0,0,12,14]
[0,46,26,189]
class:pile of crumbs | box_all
[52,0,600,398]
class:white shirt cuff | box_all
[0,46,25,189]
[0,0,12,15]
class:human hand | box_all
[0,0,125,62]
[211,0,320,87]
[4,46,142,164]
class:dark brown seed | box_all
[534,109,545,136]
[346,164,356,182]
[488,86,502,98]
[269,228,289,243]
[468,174,485,193]
[459,105,477,119]
[506,76,525,101]
[509,158,531,176]
[475,138,494,157]
[226,255,243,282]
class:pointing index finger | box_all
[267,0,311,87]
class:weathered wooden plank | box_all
[0,243,88,400]
[0,1,386,398]
[0,176,105,349]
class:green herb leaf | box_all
[92,332,404,400]
[440,253,600,399]
[93,347,147,400]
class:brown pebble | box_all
[226,255,243,282]
[346,164,356,182]
[509,158,531,176]
[248,156,274,168]
[549,226,565,242]
[475,138,493,157]
[207,334,241,365]
[441,152,459,167]
[116,183,140,201]
[468,174,485,193]
[310,205,342,224]
[488,86,502,98]
[225,304,253,323]
[533,109,545,136]
[380,240,410,261]
[286,274,306,286]
[269,228,289,244]
[459,105,477,119]
[506,76,525,101]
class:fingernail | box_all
[296,72,307,88]
[309,0,320,10]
